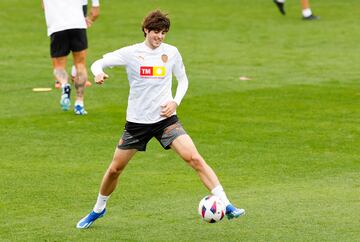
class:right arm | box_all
[90,48,128,85]
[90,59,108,85]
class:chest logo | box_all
[161,54,168,63]
[140,66,166,77]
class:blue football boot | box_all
[74,104,87,115]
[225,204,245,220]
[76,209,106,229]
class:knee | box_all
[107,163,124,177]
[185,153,206,171]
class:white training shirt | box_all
[81,0,100,7]
[91,42,189,124]
[43,0,87,36]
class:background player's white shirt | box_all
[81,0,100,7]
[43,0,87,36]
[91,42,188,124]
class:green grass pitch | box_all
[0,0,359,241]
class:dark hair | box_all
[142,10,170,37]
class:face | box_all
[144,29,167,49]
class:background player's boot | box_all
[60,84,71,111]
[76,209,106,229]
[225,204,245,220]
[74,104,87,115]
[302,14,319,20]
[273,0,286,15]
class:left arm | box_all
[161,75,188,117]
[86,0,100,27]
[161,50,189,117]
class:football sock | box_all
[61,83,68,89]
[211,185,231,207]
[75,100,84,107]
[93,193,109,213]
[302,8,312,18]
[276,0,285,3]
[71,65,77,78]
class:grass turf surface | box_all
[0,0,359,241]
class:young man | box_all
[42,0,90,115]
[273,0,319,20]
[76,10,245,229]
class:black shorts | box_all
[50,29,88,58]
[118,115,187,151]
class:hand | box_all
[160,101,178,117]
[94,73,109,85]
[86,7,99,27]
[90,7,100,21]
[85,17,93,27]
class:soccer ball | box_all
[198,195,225,223]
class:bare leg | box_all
[171,134,246,218]
[72,50,87,103]
[99,148,137,196]
[76,147,137,228]
[171,134,220,191]
[52,56,68,85]
[301,0,310,9]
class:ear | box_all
[144,28,150,34]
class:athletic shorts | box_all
[118,115,187,151]
[50,29,88,58]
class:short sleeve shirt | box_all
[43,0,87,36]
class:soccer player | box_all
[273,0,319,20]
[42,0,90,115]
[70,0,101,87]
[76,10,245,229]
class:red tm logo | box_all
[140,66,153,76]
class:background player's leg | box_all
[52,57,71,110]
[52,56,68,85]
[301,0,310,9]
[301,0,319,19]
[72,50,88,114]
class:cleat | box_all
[76,209,106,229]
[60,94,71,111]
[225,204,245,220]
[60,84,71,111]
[273,0,285,15]
[302,14,320,20]
[54,80,61,89]
[74,104,88,115]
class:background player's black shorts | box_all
[118,115,187,151]
[50,28,88,58]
